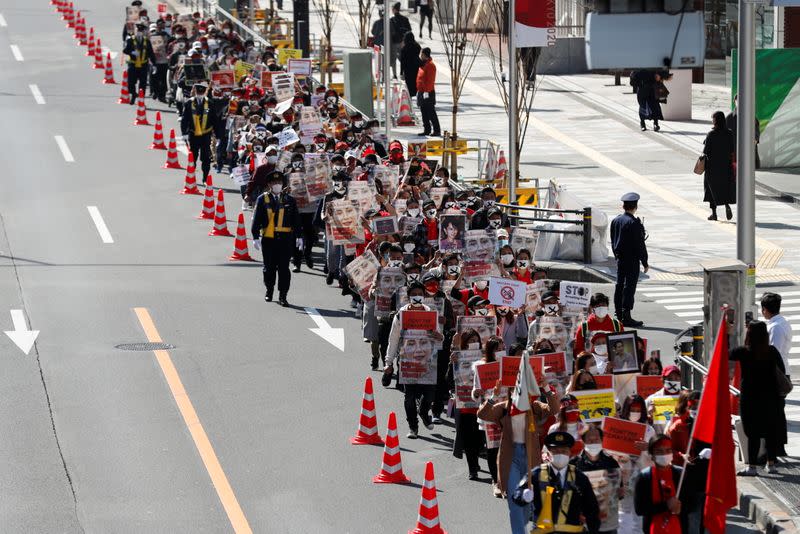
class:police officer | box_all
[123,21,155,105]
[610,192,648,328]
[251,171,302,307]
[512,431,601,534]
[180,82,219,183]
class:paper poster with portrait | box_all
[210,68,235,90]
[461,261,493,284]
[183,62,209,86]
[443,280,467,318]
[288,172,309,209]
[456,315,497,345]
[326,199,365,245]
[585,469,621,532]
[344,250,381,299]
[375,267,406,319]
[346,181,378,216]
[125,6,139,33]
[304,159,332,202]
[453,350,483,409]
[400,216,421,236]
[398,330,438,385]
[371,216,398,236]
[272,72,296,102]
[150,35,168,63]
[438,214,466,252]
[531,315,571,354]
[510,227,538,254]
[463,229,497,262]
[373,165,399,200]
[606,331,640,374]
[428,187,448,208]
[525,281,545,317]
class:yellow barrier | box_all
[426,139,475,156]
[495,187,539,206]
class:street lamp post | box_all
[384,5,391,140]
[508,0,517,204]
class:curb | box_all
[755,180,800,208]
[535,260,615,284]
[738,476,800,533]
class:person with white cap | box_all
[180,81,219,182]
[610,192,648,327]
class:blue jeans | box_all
[508,443,531,534]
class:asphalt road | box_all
[0,1,763,532]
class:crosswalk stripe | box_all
[639,286,679,293]
[792,335,800,342]
[665,304,703,311]
[656,297,704,304]
[647,292,702,299]
[676,311,704,317]
[756,291,800,299]
[792,324,799,331]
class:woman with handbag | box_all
[701,111,736,221]
[731,320,788,475]
[632,70,667,132]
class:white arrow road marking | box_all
[29,84,45,105]
[304,307,345,352]
[4,309,40,355]
[10,44,23,61]
[54,135,74,162]
[87,206,114,243]
[0,14,7,27]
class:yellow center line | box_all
[133,308,252,534]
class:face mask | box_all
[434,177,444,186]
[494,351,507,359]
[458,201,468,209]
[628,411,641,422]
[403,243,415,252]
[474,281,488,291]
[517,259,529,270]
[387,260,403,268]
[253,146,263,153]
[496,307,508,316]
[293,104,302,113]
[654,454,673,467]
[475,309,489,316]
[565,409,580,423]
[365,163,375,170]
[426,209,437,218]
[354,121,365,128]
[467,342,480,350]
[407,273,420,283]
[333,165,345,172]
[291,161,303,169]
[689,409,697,420]
[544,304,559,315]
[223,28,231,35]
[267,155,278,165]
[664,380,681,395]
[594,306,609,320]
[406,208,420,218]
[444,202,456,209]
[594,345,607,356]
[587,365,599,375]
[584,444,603,457]
[550,453,570,470]
[271,184,282,194]
[501,254,514,266]
[333,183,346,194]
[484,199,495,207]
[424,283,438,294]
[409,295,424,305]
[447,265,460,276]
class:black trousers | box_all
[432,348,450,417]
[292,212,317,267]
[215,131,228,172]
[261,235,293,296]
[150,63,168,101]
[128,65,149,101]
[418,91,440,134]
[748,433,779,464]
[419,5,433,36]
[189,133,212,181]
[455,411,483,475]
[404,384,435,432]
[614,259,640,312]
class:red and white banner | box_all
[514,0,556,48]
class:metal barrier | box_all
[672,323,741,396]
[495,203,593,264]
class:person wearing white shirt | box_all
[762,292,792,375]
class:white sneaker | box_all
[241,201,249,211]
[407,430,418,439]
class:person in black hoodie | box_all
[634,435,686,534]
[399,31,421,97]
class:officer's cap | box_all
[266,170,285,183]
[544,431,575,449]
[135,21,147,29]
[149,23,158,31]
[620,192,640,202]
[193,81,208,89]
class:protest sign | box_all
[510,227,538,253]
[183,62,208,86]
[210,68,235,90]
[344,251,380,299]
[327,199,364,245]
[500,356,522,387]
[277,47,303,65]
[157,2,167,13]
[401,310,438,331]
[461,261,493,284]
[456,316,497,345]
[488,276,527,308]
[304,158,332,201]
[453,350,484,409]
[594,374,614,389]
[288,173,309,209]
[233,60,254,82]
[635,375,662,400]
[287,57,313,77]
[150,35,168,63]
[475,361,501,390]
[540,351,568,376]
[533,316,571,354]
[651,395,679,424]
[275,127,300,149]
[439,214,466,252]
[601,417,647,456]
[346,181,377,216]
[373,165,399,199]
[585,469,621,531]
[260,70,273,89]
[559,281,592,308]
[230,165,250,187]
[398,331,438,385]
[272,72,295,102]
[429,187,448,208]
[525,282,544,315]
[394,199,408,217]
[372,216,398,236]
[401,216,421,236]
[572,389,615,422]
[528,355,544,384]
[463,229,497,262]
[375,267,406,319]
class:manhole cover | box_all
[115,342,175,351]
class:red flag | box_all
[692,316,737,534]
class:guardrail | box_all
[673,323,740,396]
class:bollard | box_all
[691,324,704,386]
[679,341,694,389]
[582,207,592,264]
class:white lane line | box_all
[638,286,678,293]
[29,84,45,105]
[10,44,23,61]
[792,324,800,330]
[756,291,800,298]
[675,311,704,317]
[785,315,800,321]
[655,296,703,304]
[650,292,702,299]
[664,304,703,311]
[86,206,113,244]
[792,335,800,343]
[54,135,74,162]
[791,347,800,354]
[0,14,7,27]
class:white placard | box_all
[487,276,527,308]
[559,281,591,308]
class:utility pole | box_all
[508,0,517,204]
[737,0,756,309]
[384,4,391,139]
[249,0,255,27]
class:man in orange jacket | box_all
[415,47,441,137]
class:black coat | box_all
[633,71,663,121]
[634,466,687,534]
[730,345,786,443]
[702,128,736,205]
[399,41,421,96]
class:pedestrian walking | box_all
[632,70,666,131]
[702,111,736,221]
[416,47,441,137]
[251,171,302,307]
[418,0,433,39]
[571,426,623,534]
[181,82,219,182]
[123,21,155,105]
[610,192,648,327]
[731,320,788,475]
[633,435,686,533]
[726,94,761,169]
[389,2,412,79]
[399,31,421,97]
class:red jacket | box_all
[416,59,436,93]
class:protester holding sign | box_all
[574,293,623,354]
[450,329,486,480]
[571,426,623,534]
[633,435,686,533]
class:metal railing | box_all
[673,323,740,397]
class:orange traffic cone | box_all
[209,190,232,237]
[93,37,104,69]
[103,53,116,84]
[350,377,384,445]
[373,412,411,484]
[494,149,507,182]
[181,153,201,195]
[77,17,87,45]
[134,89,149,125]
[65,3,75,26]
[396,87,416,126]
[118,70,130,104]
[196,176,216,219]
[229,213,256,261]
[163,129,183,168]
[409,462,447,534]
[73,13,83,40]
[86,27,95,56]
[150,112,166,149]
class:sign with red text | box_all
[601,417,647,456]
[401,310,438,331]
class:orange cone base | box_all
[181,186,202,195]
[118,97,130,104]
[229,252,256,262]
[103,78,116,85]
[135,118,151,126]
[349,433,384,446]
[163,161,183,169]
[150,141,166,150]
[196,212,215,220]
[208,227,232,237]
[409,528,447,534]
[397,117,415,126]
[373,471,411,484]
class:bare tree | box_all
[311,0,340,85]
[433,1,490,178]
[483,0,542,184]
[356,0,375,48]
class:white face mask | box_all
[426,209,437,218]
[594,306,609,320]
[587,365,599,375]
[467,342,480,350]
[267,155,278,165]
[501,254,514,266]
[494,350,507,358]
[403,243,415,252]
[474,281,488,291]
[664,380,681,395]
[387,260,403,268]
[406,208,420,218]
[270,184,282,194]
[594,345,607,357]
[550,453,570,470]
[407,273,420,283]
[475,308,489,316]
[654,454,673,467]
[628,411,642,422]
[488,219,501,229]
[334,184,346,195]
[433,177,444,186]
[447,265,460,276]
[689,409,697,419]
[584,443,603,457]
[484,199,495,207]
[409,295,424,305]
[517,259,529,269]
[544,304,559,315]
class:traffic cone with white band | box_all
[229,213,255,261]
[350,377,383,445]
[408,462,447,534]
[373,412,411,484]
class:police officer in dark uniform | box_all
[251,171,302,307]
[123,21,155,105]
[610,192,648,328]
[512,431,601,534]
[180,82,219,183]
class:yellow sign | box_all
[651,395,679,424]
[425,139,472,156]
[277,48,303,66]
[494,187,539,206]
[572,389,616,423]
[272,39,293,49]
[233,60,254,82]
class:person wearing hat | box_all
[123,21,156,105]
[610,192,648,328]
[645,364,682,433]
[633,435,685,533]
[251,171,301,306]
[512,431,600,534]
[181,81,219,183]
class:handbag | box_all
[656,82,670,104]
[776,366,793,397]
[693,155,706,175]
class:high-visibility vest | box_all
[532,465,584,534]
[260,199,293,238]
[191,99,212,136]
[128,36,149,68]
